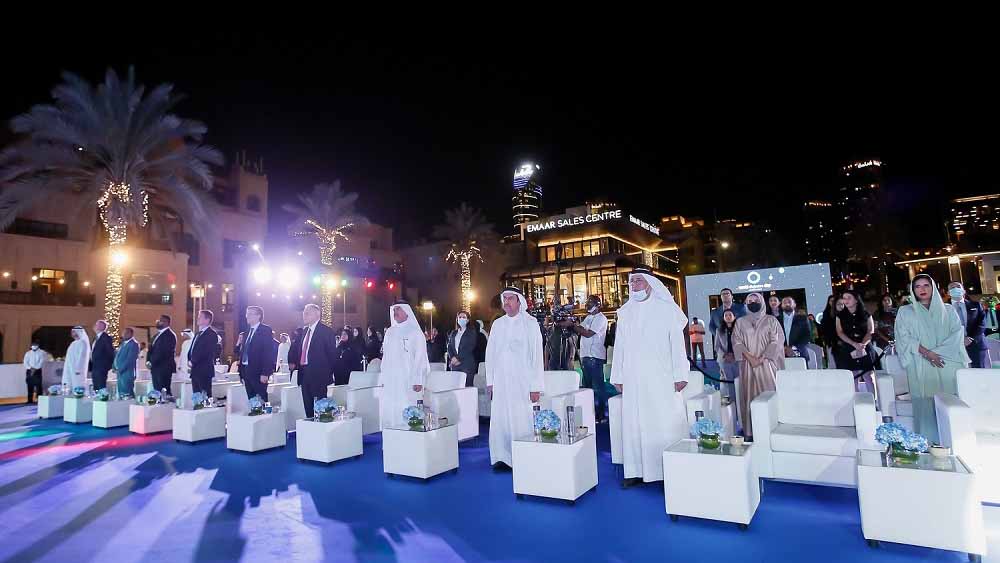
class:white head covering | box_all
[619,267,687,329]
[71,326,91,350]
[389,302,423,336]
[500,287,536,330]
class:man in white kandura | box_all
[63,326,91,390]
[486,287,544,471]
[612,265,690,487]
[178,329,194,376]
[379,302,428,429]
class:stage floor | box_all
[0,404,996,562]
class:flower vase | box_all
[540,429,559,440]
[318,412,333,423]
[889,443,919,463]
[408,417,424,430]
[698,433,721,450]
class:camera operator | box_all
[560,295,608,422]
[546,302,577,371]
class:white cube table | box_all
[64,397,94,423]
[663,439,759,528]
[227,413,287,452]
[129,403,174,434]
[296,416,363,463]
[134,380,153,398]
[93,400,131,428]
[857,450,986,561]
[512,433,598,504]
[173,407,227,442]
[382,422,459,480]
[38,395,65,419]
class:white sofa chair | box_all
[329,371,382,435]
[784,357,808,371]
[874,355,913,431]
[750,369,878,487]
[540,371,595,435]
[280,385,307,431]
[366,358,381,372]
[610,370,723,464]
[429,362,446,373]
[425,370,478,441]
[935,368,1000,504]
[226,385,250,420]
[474,362,490,417]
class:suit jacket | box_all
[709,303,748,334]
[148,328,177,374]
[91,332,115,376]
[113,339,139,379]
[334,341,362,382]
[238,324,277,381]
[958,299,988,351]
[777,312,812,352]
[188,327,219,382]
[289,322,338,384]
[447,327,478,375]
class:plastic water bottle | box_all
[62,382,68,396]
[566,406,576,442]
[882,415,894,424]
[161,388,168,404]
[533,405,541,438]
[693,410,705,438]
[87,383,94,398]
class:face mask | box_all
[630,289,648,301]
[949,288,964,300]
[457,318,468,328]
[31,345,38,351]
[747,302,762,313]
[588,305,600,314]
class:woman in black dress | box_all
[834,290,878,394]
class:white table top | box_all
[857,449,970,474]
[665,438,751,457]
[384,421,455,433]
[514,433,593,446]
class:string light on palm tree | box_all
[0,68,222,344]
[284,181,367,326]
[433,203,495,314]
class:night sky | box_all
[2,30,996,247]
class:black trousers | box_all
[92,366,110,391]
[242,373,268,401]
[191,373,212,396]
[300,365,332,418]
[151,368,173,395]
[25,369,42,403]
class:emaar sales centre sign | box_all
[525,209,660,235]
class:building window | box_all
[125,272,174,305]
[4,218,69,239]
[246,195,262,212]
[223,239,247,269]
[174,232,200,266]
[222,283,235,312]
[32,268,73,295]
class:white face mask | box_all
[630,289,648,302]
[588,305,600,314]
[457,318,468,328]
[31,345,39,351]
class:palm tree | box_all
[284,181,368,325]
[0,68,222,341]
[433,203,495,313]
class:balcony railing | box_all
[126,292,174,306]
[0,291,96,307]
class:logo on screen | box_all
[747,271,761,285]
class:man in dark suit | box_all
[292,303,337,418]
[948,282,990,369]
[90,319,115,391]
[188,309,219,395]
[777,297,815,367]
[239,305,277,401]
[148,314,177,396]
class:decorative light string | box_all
[447,243,482,313]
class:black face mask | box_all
[747,302,762,313]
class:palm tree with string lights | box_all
[433,203,495,313]
[284,181,368,326]
[0,68,222,343]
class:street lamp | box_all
[422,301,435,329]
[718,241,730,272]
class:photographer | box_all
[546,303,577,370]
[564,295,609,423]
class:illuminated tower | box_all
[512,163,543,230]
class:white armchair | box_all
[366,358,381,372]
[750,369,878,487]
[425,370,479,441]
[267,382,294,407]
[784,357,808,371]
[429,362,446,373]
[328,371,382,435]
[226,384,249,420]
[610,370,724,464]
[935,368,1000,504]
[280,385,306,431]
[875,355,913,431]
[540,371,596,436]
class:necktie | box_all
[300,327,311,365]
[242,327,255,364]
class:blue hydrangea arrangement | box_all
[691,418,724,438]
[248,395,264,416]
[316,398,335,421]
[72,386,86,398]
[191,391,206,410]
[145,389,162,406]
[404,405,424,428]
[94,388,110,402]
[875,422,908,446]
[47,385,62,396]
[901,432,929,453]
[876,422,929,462]
[534,409,561,438]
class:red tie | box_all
[300,327,310,365]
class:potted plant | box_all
[876,421,928,463]
[404,405,424,429]
[145,389,162,406]
[47,385,62,397]
[248,396,264,416]
[534,409,561,440]
[94,388,110,402]
[692,418,724,450]
[191,391,206,410]
[315,398,335,422]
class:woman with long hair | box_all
[819,294,842,367]
[834,289,878,394]
[714,309,740,415]
[893,274,968,442]
[446,310,479,387]
[874,293,897,351]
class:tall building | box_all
[836,159,884,282]
[951,194,1000,251]
[512,163,543,230]
[802,200,837,265]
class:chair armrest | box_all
[749,391,779,478]
[874,373,896,415]
[934,393,977,456]
[852,392,878,449]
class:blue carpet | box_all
[0,404,995,562]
